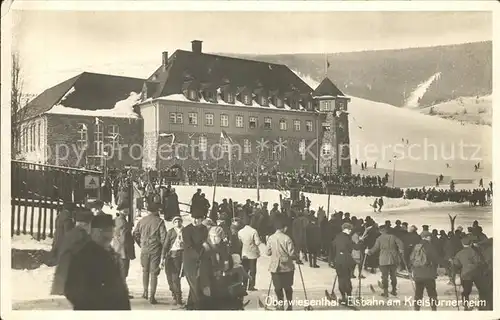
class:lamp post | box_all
[392,155,397,187]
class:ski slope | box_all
[293,71,491,180]
[347,96,491,179]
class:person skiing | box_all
[161,216,185,305]
[266,215,296,311]
[329,222,356,304]
[64,214,131,310]
[132,195,167,304]
[377,197,384,212]
[365,224,404,297]
[410,230,448,311]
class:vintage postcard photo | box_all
[1,0,496,315]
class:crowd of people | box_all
[98,167,492,208]
[48,181,493,311]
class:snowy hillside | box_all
[419,95,492,126]
[348,96,491,178]
[294,71,491,179]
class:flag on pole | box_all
[327,59,331,68]
[220,129,233,144]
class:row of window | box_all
[20,122,42,153]
[180,136,288,159]
[170,112,314,132]
[77,123,120,156]
[184,88,313,110]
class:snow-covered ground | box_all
[419,95,492,126]
[10,185,492,308]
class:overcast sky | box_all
[11,10,492,94]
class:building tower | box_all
[313,78,352,174]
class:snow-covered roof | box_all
[153,94,314,114]
[46,92,141,119]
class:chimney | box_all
[162,51,168,70]
[191,40,202,54]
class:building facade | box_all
[18,40,351,174]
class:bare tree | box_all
[11,53,28,159]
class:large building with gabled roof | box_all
[16,40,352,174]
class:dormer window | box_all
[206,91,217,103]
[338,101,346,111]
[227,92,235,104]
[260,96,268,106]
[188,90,197,100]
[320,101,332,111]
[307,101,313,110]
[276,97,283,108]
[243,94,251,105]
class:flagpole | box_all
[229,149,233,188]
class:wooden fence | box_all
[11,160,102,240]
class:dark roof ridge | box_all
[174,49,290,68]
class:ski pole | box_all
[401,254,415,292]
[358,254,368,300]
[297,262,313,310]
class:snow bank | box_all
[12,235,53,251]
[47,92,141,118]
[12,266,56,302]
[167,185,456,216]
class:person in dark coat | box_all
[210,201,219,223]
[228,223,242,256]
[366,224,405,297]
[64,214,131,310]
[362,218,380,273]
[292,210,309,264]
[190,189,202,216]
[132,196,167,304]
[410,231,448,311]
[165,188,180,221]
[101,177,113,205]
[474,238,493,310]
[403,225,421,269]
[329,222,356,303]
[305,215,321,268]
[182,216,210,310]
[161,216,185,305]
[112,210,136,298]
[50,202,76,265]
[51,208,93,295]
[116,186,130,213]
[199,193,211,219]
[451,236,488,310]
